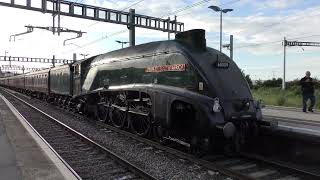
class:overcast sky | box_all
[0,0,319,80]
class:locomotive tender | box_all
[0,29,262,150]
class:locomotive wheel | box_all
[110,95,127,128]
[110,107,126,128]
[95,103,109,122]
[130,113,152,137]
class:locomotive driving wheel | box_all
[95,98,109,122]
[130,105,152,137]
[110,95,127,128]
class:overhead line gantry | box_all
[282,38,320,89]
[0,0,184,46]
[0,55,73,66]
[0,65,43,74]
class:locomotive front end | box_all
[176,29,262,149]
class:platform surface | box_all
[0,95,74,180]
[262,106,320,122]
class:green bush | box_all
[315,91,320,109]
[252,85,319,110]
[276,94,286,106]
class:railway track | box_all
[2,87,320,180]
[94,118,320,179]
[2,89,156,180]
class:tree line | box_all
[242,71,319,89]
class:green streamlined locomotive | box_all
[0,29,262,151]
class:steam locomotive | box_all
[0,29,262,151]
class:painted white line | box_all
[278,124,320,137]
[0,94,79,180]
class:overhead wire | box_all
[177,0,241,17]
[235,34,320,49]
[237,0,320,36]
[61,0,247,55]
[239,11,320,39]
[60,0,146,54]
[225,1,320,50]
[161,0,213,18]
[228,2,320,49]
[62,0,220,54]
[62,29,127,54]
[168,0,320,51]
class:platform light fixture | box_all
[80,53,89,59]
[208,5,233,52]
[115,40,129,49]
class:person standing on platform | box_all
[300,71,315,112]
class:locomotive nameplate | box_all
[145,64,187,73]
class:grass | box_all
[252,86,320,110]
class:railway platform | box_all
[0,94,77,180]
[263,106,320,122]
[262,106,320,136]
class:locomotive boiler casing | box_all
[79,29,262,138]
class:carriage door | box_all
[73,64,81,96]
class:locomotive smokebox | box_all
[175,29,206,51]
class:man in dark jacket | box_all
[300,71,315,112]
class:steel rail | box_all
[5,87,320,179]
[240,152,320,179]
[0,93,82,180]
[3,88,156,180]
[1,87,252,180]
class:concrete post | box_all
[230,35,233,60]
[174,15,177,35]
[129,9,135,46]
[282,37,286,90]
[167,17,170,40]
[219,11,222,52]
[52,55,55,67]
[73,53,77,63]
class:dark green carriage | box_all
[50,64,73,96]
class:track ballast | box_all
[3,89,156,180]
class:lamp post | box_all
[208,6,233,52]
[80,53,89,59]
[115,40,129,49]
